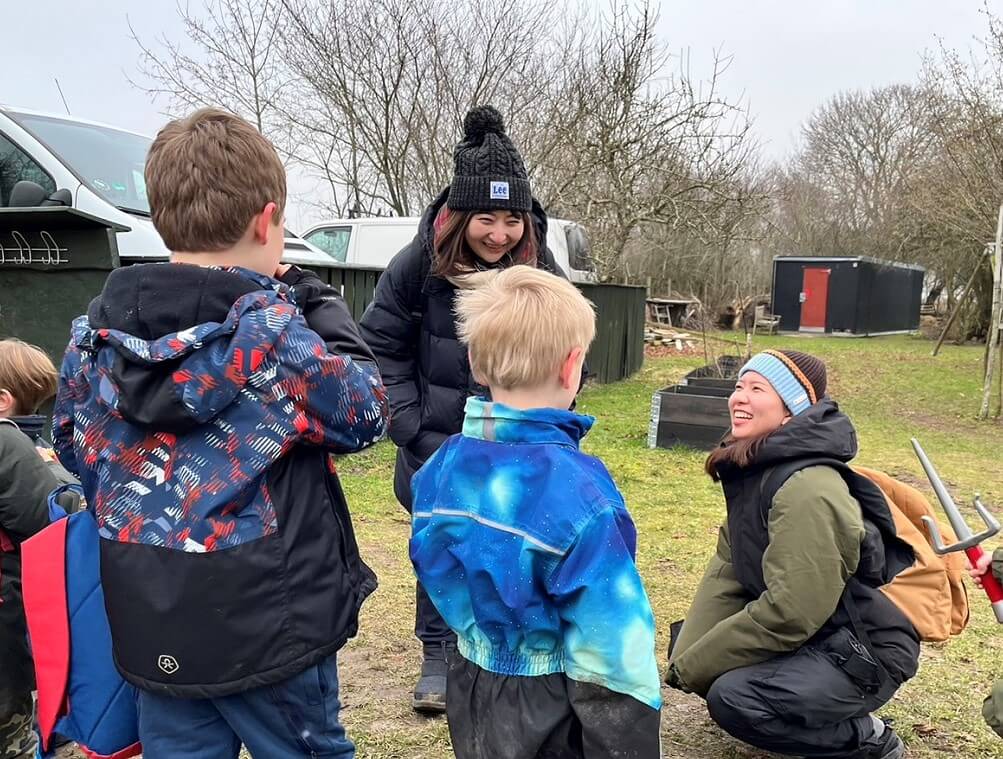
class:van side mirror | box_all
[564,224,594,272]
[46,188,73,206]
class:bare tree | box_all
[806,87,934,235]
[277,0,585,217]
[768,84,937,264]
[761,81,996,333]
[625,164,771,308]
[130,0,291,138]
[913,3,1003,335]
[131,0,760,289]
[537,6,760,282]
[920,7,1003,244]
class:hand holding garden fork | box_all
[911,438,1003,623]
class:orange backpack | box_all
[762,459,970,642]
[853,466,969,641]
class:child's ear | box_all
[559,347,585,390]
[252,202,280,244]
[0,389,16,417]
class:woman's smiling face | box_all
[464,211,525,264]
[728,371,790,440]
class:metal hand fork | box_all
[912,438,1003,623]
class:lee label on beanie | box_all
[490,181,510,200]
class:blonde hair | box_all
[0,339,58,414]
[146,108,287,252]
[455,266,595,389]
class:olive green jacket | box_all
[669,466,864,696]
[0,421,61,711]
[983,549,1003,738]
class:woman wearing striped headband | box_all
[665,350,919,759]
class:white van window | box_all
[10,113,151,216]
[305,226,351,262]
[0,132,55,206]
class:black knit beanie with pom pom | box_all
[446,105,532,212]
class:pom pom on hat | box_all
[462,105,506,144]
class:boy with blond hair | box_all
[0,339,64,758]
[409,266,661,758]
[52,108,388,758]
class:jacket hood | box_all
[3,414,47,442]
[417,187,550,264]
[718,399,858,479]
[461,397,593,447]
[74,264,296,432]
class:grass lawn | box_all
[327,333,1003,758]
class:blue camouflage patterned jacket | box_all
[410,397,661,711]
[52,263,388,696]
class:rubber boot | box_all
[412,642,453,714]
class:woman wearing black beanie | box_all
[359,105,570,714]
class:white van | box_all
[0,106,335,268]
[302,217,419,269]
[302,215,596,282]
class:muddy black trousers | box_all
[447,654,661,759]
[705,642,900,757]
[394,447,457,647]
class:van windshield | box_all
[10,112,152,216]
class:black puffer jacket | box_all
[358,189,564,507]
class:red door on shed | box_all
[799,267,830,331]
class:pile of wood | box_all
[644,325,698,351]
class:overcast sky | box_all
[1,1,992,229]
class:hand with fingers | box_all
[968,551,993,587]
[968,547,1003,589]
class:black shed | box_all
[771,256,925,336]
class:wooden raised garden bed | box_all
[679,376,734,392]
[647,357,740,450]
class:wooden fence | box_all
[315,264,646,384]
[318,264,383,322]
[6,262,646,385]
[576,282,646,384]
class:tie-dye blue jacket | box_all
[410,398,662,710]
